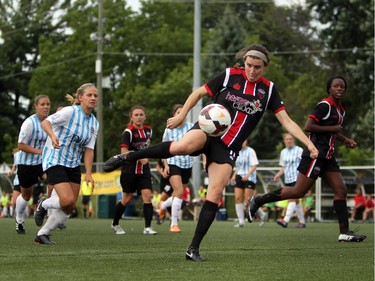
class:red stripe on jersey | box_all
[138,129,146,138]
[204,84,214,97]
[221,111,246,146]
[121,144,129,148]
[229,67,244,75]
[244,79,255,95]
[326,136,336,159]
[135,161,143,174]
[259,76,271,87]
[309,114,319,123]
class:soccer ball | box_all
[198,104,231,137]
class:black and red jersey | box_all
[304,96,345,159]
[204,67,285,151]
[121,124,152,174]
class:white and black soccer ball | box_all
[198,104,231,137]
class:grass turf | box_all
[0,218,373,281]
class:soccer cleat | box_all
[296,223,306,228]
[170,225,181,233]
[338,231,367,242]
[34,198,47,226]
[185,246,206,262]
[15,221,26,234]
[111,224,125,235]
[143,227,157,235]
[247,196,259,223]
[103,151,133,172]
[276,219,288,228]
[34,234,55,245]
[234,223,245,228]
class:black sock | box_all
[255,188,283,207]
[334,199,349,234]
[190,200,218,248]
[127,141,173,161]
[83,208,87,218]
[143,203,153,228]
[113,202,126,225]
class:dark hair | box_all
[172,104,183,116]
[326,76,347,94]
[235,44,270,67]
[34,95,50,106]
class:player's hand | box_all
[345,139,357,149]
[308,143,319,159]
[51,135,60,149]
[166,115,184,129]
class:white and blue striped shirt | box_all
[13,151,20,186]
[279,145,303,184]
[235,147,258,183]
[42,105,99,170]
[17,114,48,165]
[162,122,194,169]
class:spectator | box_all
[350,188,366,222]
[362,194,374,223]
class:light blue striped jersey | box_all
[13,151,20,186]
[17,114,48,165]
[235,146,258,183]
[42,105,99,170]
[162,122,194,169]
[279,145,303,184]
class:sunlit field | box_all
[0,218,373,281]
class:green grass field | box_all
[0,218,373,281]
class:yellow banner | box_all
[81,171,122,195]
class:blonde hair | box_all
[66,83,96,105]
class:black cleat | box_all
[185,246,206,262]
[34,234,55,245]
[103,152,133,172]
[16,221,26,234]
[247,196,259,223]
[34,198,47,226]
[58,223,67,230]
[338,231,367,242]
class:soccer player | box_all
[111,105,157,235]
[34,83,99,244]
[248,76,367,242]
[160,104,194,233]
[15,95,50,234]
[230,139,266,227]
[105,44,318,261]
[273,133,306,228]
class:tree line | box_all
[0,0,373,164]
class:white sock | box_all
[42,195,61,210]
[37,208,69,236]
[235,203,245,225]
[10,206,14,217]
[16,195,28,223]
[283,202,296,223]
[171,197,183,226]
[295,203,305,224]
[2,206,8,216]
[257,208,266,219]
[162,197,173,210]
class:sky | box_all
[127,0,306,11]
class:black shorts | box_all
[46,165,81,185]
[190,124,239,170]
[234,175,256,189]
[82,195,91,205]
[17,164,45,188]
[298,156,340,180]
[285,182,296,187]
[120,171,152,194]
[162,184,173,196]
[13,185,21,192]
[33,183,44,203]
[159,176,170,192]
[168,165,192,185]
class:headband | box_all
[244,50,268,64]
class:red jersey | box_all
[354,194,366,206]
